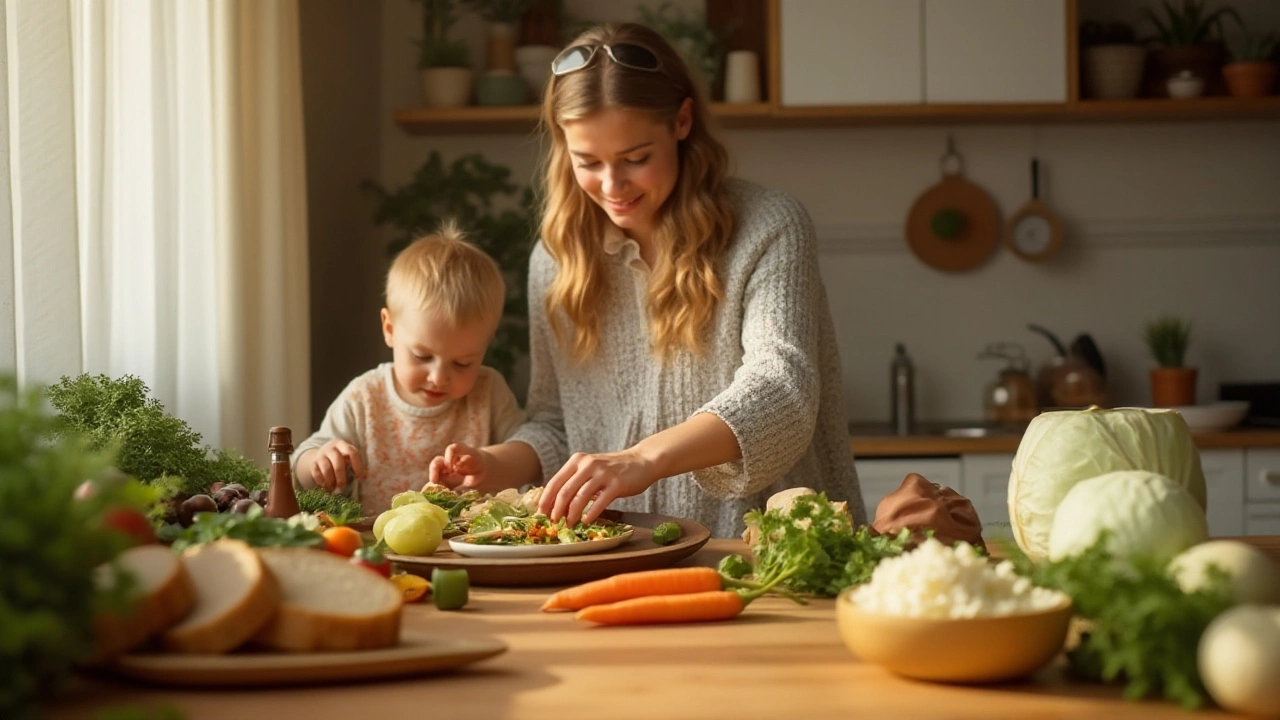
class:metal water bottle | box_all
[891,344,916,436]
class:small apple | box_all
[74,480,99,501]
[102,506,158,546]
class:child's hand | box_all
[429,443,491,491]
[307,439,365,493]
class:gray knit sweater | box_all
[508,179,864,538]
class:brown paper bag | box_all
[871,473,986,552]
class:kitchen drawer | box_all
[779,0,923,106]
[1245,502,1280,536]
[1201,449,1245,537]
[1245,448,1280,502]
[923,0,1067,103]
[854,457,961,520]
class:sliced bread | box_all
[160,538,280,654]
[89,544,197,663]
[254,547,402,652]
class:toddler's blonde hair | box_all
[385,222,505,328]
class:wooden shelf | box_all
[393,102,773,135]
[394,96,1280,135]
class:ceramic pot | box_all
[1084,44,1147,99]
[1151,367,1198,408]
[1150,43,1226,96]
[1223,61,1279,98]
[1167,70,1206,99]
[421,67,473,108]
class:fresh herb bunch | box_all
[46,374,267,496]
[742,493,914,597]
[0,377,155,720]
[1004,536,1233,709]
[295,488,365,524]
[163,504,324,553]
[422,487,483,517]
[1143,316,1193,368]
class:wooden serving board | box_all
[105,630,506,688]
[386,511,712,587]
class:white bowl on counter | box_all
[1171,401,1250,432]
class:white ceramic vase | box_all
[514,45,558,103]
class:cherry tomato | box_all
[101,506,158,546]
[350,546,392,578]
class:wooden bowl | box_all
[835,589,1073,683]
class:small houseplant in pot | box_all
[463,0,534,105]
[637,1,728,98]
[1141,0,1242,97]
[1224,32,1278,97]
[1144,316,1196,408]
[415,0,473,108]
[1080,20,1147,99]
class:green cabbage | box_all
[1008,407,1206,562]
[1048,470,1207,562]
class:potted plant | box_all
[1141,0,1242,97]
[1080,20,1147,100]
[361,153,536,390]
[1224,31,1278,97]
[513,0,563,104]
[1144,316,1196,408]
[462,0,534,106]
[414,0,473,108]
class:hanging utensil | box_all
[1005,158,1064,263]
[905,136,1001,273]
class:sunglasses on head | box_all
[551,43,662,76]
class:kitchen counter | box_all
[850,422,1280,457]
[49,537,1280,720]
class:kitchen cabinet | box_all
[1245,448,1280,535]
[960,453,1015,536]
[1201,449,1245,537]
[923,0,1066,103]
[778,0,922,106]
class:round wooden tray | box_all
[386,511,711,587]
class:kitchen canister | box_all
[724,50,761,103]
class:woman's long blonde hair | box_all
[538,23,734,362]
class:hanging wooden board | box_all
[905,146,1001,273]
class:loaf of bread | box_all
[254,547,402,652]
[160,539,280,654]
[89,544,197,663]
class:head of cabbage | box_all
[1048,470,1208,562]
[1008,407,1206,562]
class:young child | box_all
[292,223,525,516]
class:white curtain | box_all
[62,0,310,462]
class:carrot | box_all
[575,590,745,626]
[541,567,723,612]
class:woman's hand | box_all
[306,440,365,493]
[538,450,661,526]
[429,443,494,491]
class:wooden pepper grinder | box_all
[265,426,301,519]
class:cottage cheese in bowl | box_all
[849,538,1066,619]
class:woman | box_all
[428,23,863,538]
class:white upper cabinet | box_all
[779,0,923,106]
[923,0,1067,103]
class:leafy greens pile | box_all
[731,493,914,597]
[0,377,155,720]
[1004,536,1233,709]
[46,374,266,496]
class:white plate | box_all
[1171,401,1250,432]
[448,528,634,558]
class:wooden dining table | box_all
[48,536,1280,720]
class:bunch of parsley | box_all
[1004,537,1233,709]
[46,374,267,496]
[739,493,914,597]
